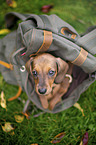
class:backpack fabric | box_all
[0,12,96,113]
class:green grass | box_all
[0,0,96,144]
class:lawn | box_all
[0,0,96,144]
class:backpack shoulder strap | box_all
[76,28,96,55]
[5,12,30,29]
[0,60,13,70]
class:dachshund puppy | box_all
[26,53,73,110]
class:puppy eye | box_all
[32,70,38,77]
[48,70,55,76]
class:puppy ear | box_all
[55,58,69,84]
[25,57,33,73]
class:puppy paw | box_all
[48,101,56,110]
[49,98,61,110]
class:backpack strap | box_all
[5,12,29,29]
[71,47,88,66]
[76,29,96,55]
[8,86,22,101]
[39,15,52,30]
[29,30,53,57]
[0,60,13,70]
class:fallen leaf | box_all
[74,103,85,116]
[31,144,38,145]
[6,0,17,8]
[80,132,88,145]
[80,140,83,145]
[1,122,14,132]
[0,91,7,110]
[10,0,17,8]
[41,5,53,13]
[14,115,24,123]
[51,132,65,144]
[0,29,10,35]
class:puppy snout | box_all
[38,88,47,94]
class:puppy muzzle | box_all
[38,88,47,95]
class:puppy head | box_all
[25,53,69,96]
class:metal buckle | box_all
[65,74,73,83]
[20,65,26,72]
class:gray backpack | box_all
[0,12,96,113]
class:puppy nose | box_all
[38,88,47,94]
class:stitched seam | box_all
[71,48,88,66]
[72,48,82,63]
[82,35,96,45]
[30,30,53,56]
[29,29,37,57]
[30,29,36,50]
[35,30,45,54]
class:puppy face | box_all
[31,53,57,95]
[25,53,69,96]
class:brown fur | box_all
[25,53,73,110]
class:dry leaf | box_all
[74,103,85,116]
[31,144,38,145]
[1,122,14,132]
[80,132,88,145]
[0,29,10,35]
[10,0,17,8]
[0,91,7,110]
[14,115,24,123]
[41,5,53,13]
[6,0,17,8]
[80,140,83,145]
[51,132,65,144]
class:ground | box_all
[0,0,96,144]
